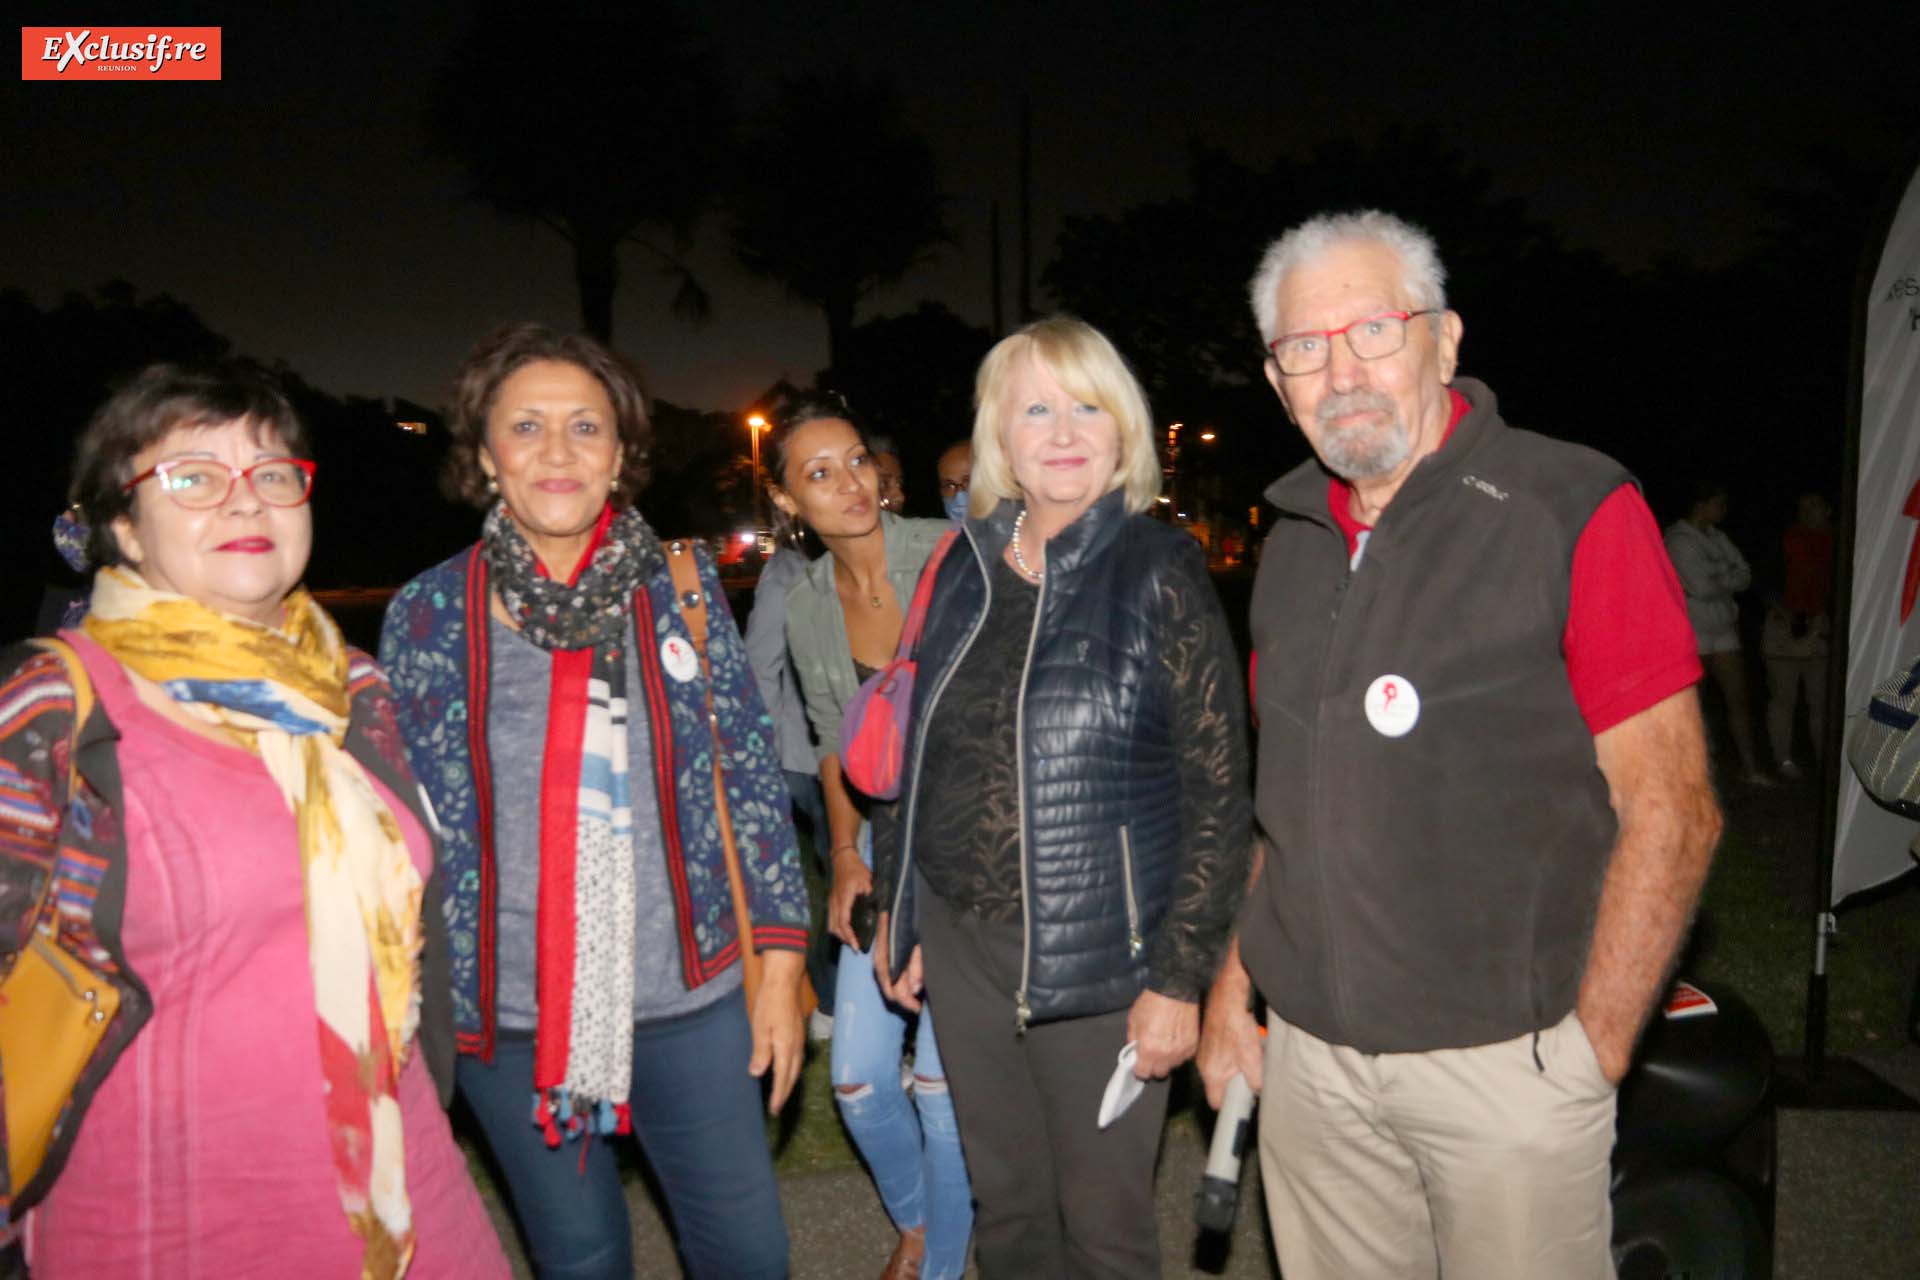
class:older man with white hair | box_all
[1198,210,1724,1278]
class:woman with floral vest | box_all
[379,324,810,1280]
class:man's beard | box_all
[1313,390,1410,480]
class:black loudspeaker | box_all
[1772,1108,1920,1278]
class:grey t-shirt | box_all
[487,613,741,1030]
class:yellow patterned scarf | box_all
[84,567,424,1279]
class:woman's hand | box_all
[889,945,926,1012]
[872,912,926,1011]
[1126,989,1200,1079]
[748,950,807,1114]
[827,845,873,949]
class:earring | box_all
[610,475,621,492]
[486,477,499,495]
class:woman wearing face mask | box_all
[379,324,810,1280]
[875,317,1254,1278]
[0,363,508,1278]
[773,395,973,1280]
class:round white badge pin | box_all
[1363,674,1419,738]
[660,635,701,683]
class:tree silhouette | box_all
[643,399,756,537]
[0,283,234,636]
[730,71,950,369]
[825,302,992,513]
[1042,133,1642,525]
[430,0,733,341]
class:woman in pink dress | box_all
[0,363,510,1279]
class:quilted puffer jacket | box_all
[883,488,1250,1027]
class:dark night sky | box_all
[4,1,1915,414]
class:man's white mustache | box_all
[1316,392,1396,426]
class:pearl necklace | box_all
[1011,509,1044,582]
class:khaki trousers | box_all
[1258,1010,1617,1280]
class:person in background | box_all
[878,317,1253,1278]
[1762,490,1834,779]
[1206,209,1721,1280]
[2,363,507,1278]
[868,433,908,513]
[1665,480,1770,784]
[776,395,973,1280]
[745,524,837,1035]
[935,440,972,524]
[380,323,809,1280]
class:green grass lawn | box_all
[1684,780,1919,1062]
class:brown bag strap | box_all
[663,540,711,667]
[660,543,819,1021]
[662,541,764,1001]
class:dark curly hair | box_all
[68,361,307,569]
[444,322,653,508]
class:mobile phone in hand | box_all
[850,892,878,953]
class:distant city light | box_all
[395,421,428,435]
[1198,430,1216,442]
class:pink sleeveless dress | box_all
[25,634,509,1279]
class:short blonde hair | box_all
[968,316,1162,518]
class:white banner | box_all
[1835,163,1920,904]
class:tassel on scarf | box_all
[531,1087,630,1149]
[532,1093,562,1149]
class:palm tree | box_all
[429,0,733,341]
[729,72,950,369]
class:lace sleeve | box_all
[1143,546,1254,1001]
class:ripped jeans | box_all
[832,830,973,1278]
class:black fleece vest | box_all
[1240,378,1631,1053]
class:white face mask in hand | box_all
[1098,1042,1147,1129]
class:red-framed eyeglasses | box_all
[122,457,317,510]
[1266,309,1439,376]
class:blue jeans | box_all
[457,990,788,1280]
[832,831,973,1278]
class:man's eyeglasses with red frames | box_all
[122,458,317,510]
[1265,309,1439,377]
